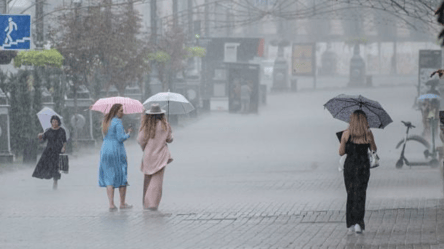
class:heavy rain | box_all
[0,0,444,248]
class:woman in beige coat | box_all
[137,104,173,210]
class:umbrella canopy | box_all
[418,94,441,101]
[90,96,143,114]
[323,94,393,129]
[36,107,70,140]
[143,91,194,115]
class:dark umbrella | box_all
[324,94,393,129]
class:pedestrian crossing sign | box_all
[0,15,30,50]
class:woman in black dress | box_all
[339,110,377,234]
[32,115,67,189]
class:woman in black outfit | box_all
[32,115,67,189]
[339,110,377,234]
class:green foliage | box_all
[0,51,17,64]
[14,49,64,68]
[50,3,147,97]
[9,70,33,156]
[0,70,8,96]
[9,73,19,154]
[147,51,171,63]
[53,76,65,115]
[91,71,104,100]
[32,68,43,136]
[18,71,32,139]
[185,46,206,58]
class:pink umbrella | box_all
[90,96,144,114]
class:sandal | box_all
[120,204,133,210]
[109,207,118,212]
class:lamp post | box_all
[35,0,44,50]
[0,0,6,14]
[72,0,82,149]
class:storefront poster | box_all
[292,43,315,76]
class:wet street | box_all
[1,79,444,248]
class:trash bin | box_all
[291,79,298,92]
[259,84,267,105]
[202,99,210,112]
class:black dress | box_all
[32,127,67,180]
[343,135,370,230]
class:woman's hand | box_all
[61,147,66,153]
[128,128,133,134]
[38,133,44,139]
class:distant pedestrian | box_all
[231,78,242,111]
[240,81,252,114]
[137,104,173,211]
[98,103,133,211]
[421,99,440,140]
[339,110,377,234]
[32,115,67,190]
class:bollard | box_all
[291,79,298,92]
[366,75,373,87]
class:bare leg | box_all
[53,179,58,190]
[106,186,116,208]
[143,175,151,205]
[119,186,132,209]
[119,186,127,207]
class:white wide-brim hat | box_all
[145,103,166,114]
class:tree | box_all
[13,49,65,144]
[9,70,32,157]
[48,0,150,96]
[9,73,20,154]
[150,27,206,91]
[14,49,64,68]
[0,70,8,100]
[0,51,17,65]
[32,68,43,138]
[52,69,66,115]
[435,1,444,46]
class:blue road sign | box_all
[0,15,30,50]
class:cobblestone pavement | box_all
[1,81,444,248]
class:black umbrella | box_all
[324,94,393,129]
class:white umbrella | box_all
[36,107,70,140]
[143,90,195,119]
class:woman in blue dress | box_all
[99,103,133,211]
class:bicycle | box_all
[395,120,439,168]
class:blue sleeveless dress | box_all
[98,117,130,188]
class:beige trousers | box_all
[143,167,165,209]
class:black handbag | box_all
[59,154,69,174]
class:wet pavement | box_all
[1,76,444,248]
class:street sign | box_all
[0,15,31,50]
